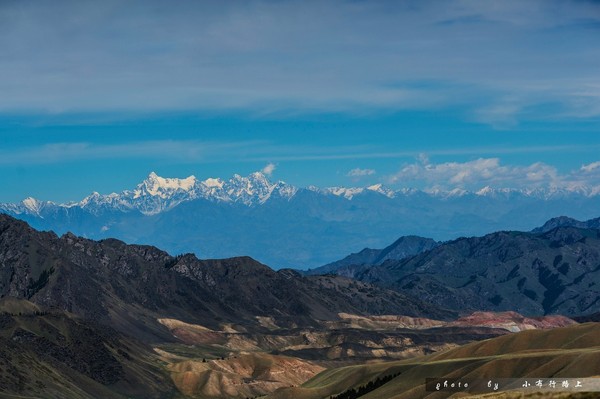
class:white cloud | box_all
[389,157,600,191]
[581,161,600,173]
[261,162,276,176]
[347,168,376,177]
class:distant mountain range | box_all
[306,235,440,276]
[2,171,600,268]
[313,218,600,316]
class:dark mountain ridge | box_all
[0,214,451,343]
[340,226,600,316]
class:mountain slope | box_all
[265,322,600,399]
[0,214,452,343]
[346,227,600,316]
[166,352,324,399]
[0,299,174,399]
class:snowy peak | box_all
[202,177,224,189]
[475,186,494,196]
[77,191,132,214]
[66,171,299,215]
[474,186,520,198]
[322,183,396,200]
[118,172,201,214]
[22,197,47,215]
[367,184,396,198]
[325,187,365,200]
[272,180,298,200]
[134,172,197,198]
[225,172,296,205]
[78,192,102,207]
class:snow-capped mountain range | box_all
[3,171,600,217]
[5,172,396,216]
[1,171,599,269]
[4,172,298,216]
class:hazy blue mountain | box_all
[306,235,439,276]
[2,171,600,269]
[532,215,600,233]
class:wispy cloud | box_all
[347,168,376,177]
[1,141,598,166]
[0,0,598,125]
[0,140,266,165]
[261,162,276,176]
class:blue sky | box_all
[1,0,599,202]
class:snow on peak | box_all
[448,188,468,197]
[78,192,101,207]
[476,186,494,196]
[474,186,520,198]
[425,187,469,198]
[327,187,365,199]
[322,182,400,200]
[367,184,396,198]
[314,184,397,200]
[118,171,295,212]
[273,181,298,200]
[22,197,44,214]
[202,178,224,188]
[250,171,268,180]
[135,172,197,198]
[226,172,277,204]
[3,171,600,220]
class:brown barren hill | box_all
[266,323,600,399]
[167,352,324,399]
